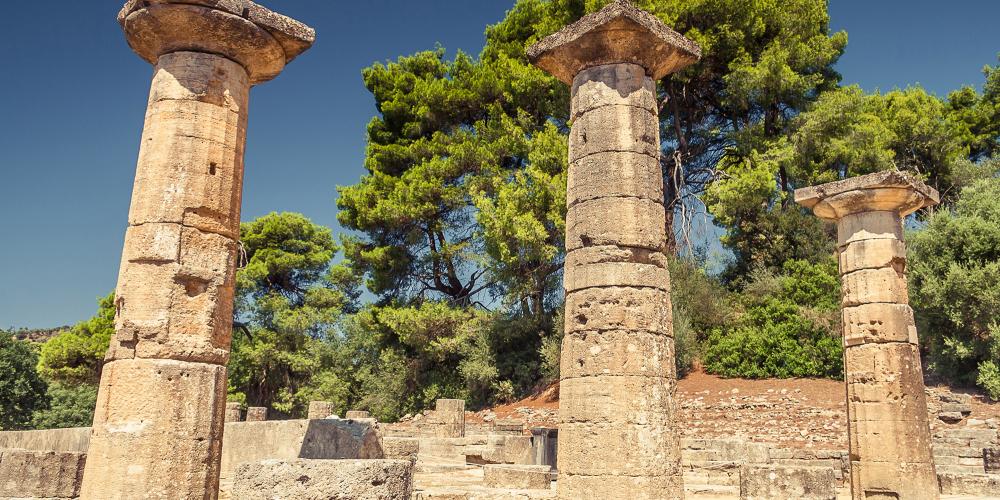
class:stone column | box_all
[795,171,940,500]
[245,407,268,422]
[224,402,242,423]
[80,2,313,499]
[528,2,700,498]
[308,401,334,420]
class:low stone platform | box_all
[233,459,413,500]
[0,449,86,499]
[483,464,553,490]
[739,465,836,500]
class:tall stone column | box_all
[795,171,940,500]
[80,2,313,499]
[528,2,700,498]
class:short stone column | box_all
[429,399,465,438]
[345,410,371,420]
[527,2,700,498]
[308,401,335,420]
[80,2,314,499]
[245,407,268,422]
[225,402,243,423]
[795,171,940,499]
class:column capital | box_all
[527,0,701,84]
[795,170,940,220]
[118,0,315,84]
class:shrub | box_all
[30,383,97,429]
[909,177,1000,396]
[703,258,843,379]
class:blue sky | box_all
[1,1,997,328]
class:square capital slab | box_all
[119,0,315,84]
[527,0,701,84]
[795,170,940,220]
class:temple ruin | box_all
[1,1,998,500]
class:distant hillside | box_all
[11,326,69,343]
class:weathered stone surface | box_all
[119,1,315,84]
[0,449,86,499]
[559,375,675,425]
[985,447,1000,473]
[842,303,917,346]
[567,152,663,208]
[346,410,371,419]
[838,238,907,274]
[566,187,666,254]
[570,63,656,119]
[0,428,90,453]
[80,359,227,499]
[126,53,249,238]
[739,465,836,500]
[307,401,334,419]
[224,401,242,422]
[841,267,909,306]
[849,416,935,463]
[563,245,668,268]
[527,0,700,84]
[219,419,384,494]
[557,473,683,500]
[564,286,671,334]
[437,399,466,413]
[794,170,940,220]
[836,210,904,247]
[561,330,675,379]
[425,399,465,438]
[848,461,939,500]
[382,437,420,463]
[483,464,553,490]
[502,436,535,465]
[558,422,680,476]
[938,472,1000,496]
[233,459,413,500]
[246,406,268,422]
[569,104,658,162]
[563,256,669,293]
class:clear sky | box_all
[1,1,997,328]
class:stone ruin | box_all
[1,1,999,499]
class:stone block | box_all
[985,447,1000,473]
[0,449,86,499]
[567,151,663,208]
[848,461,939,500]
[346,410,371,419]
[564,287,672,335]
[569,104,658,163]
[570,63,656,119]
[0,427,91,453]
[233,459,413,500]
[80,358,227,499]
[225,401,242,422]
[382,437,420,463]
[502,435,535,465]
[841,267,909,307]
[842,303,917,346]
[839,238,907,274]
[483,464,553,490]
[564,257,668,295]
[558,422,680,476]
[436,399,466,413]
[938,472,1000,496]
[795,171,940,220]
[565,197,666,252]
[307,401,334,419]
[246,406,268,421]
[844,343,927,401]
[739,465,836,500]
[848,417,935,463]
[559,374,675,425]
[836,210,903,247]
[561,330,675,379]
[558,473,682,500]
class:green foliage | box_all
[228,212,358,416]
[30,383,97,430]
[37,293,114,384]
[0,332,49,430]
[978,361,1000,401]
[909,177,1000,396]
[704,259,842,379]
